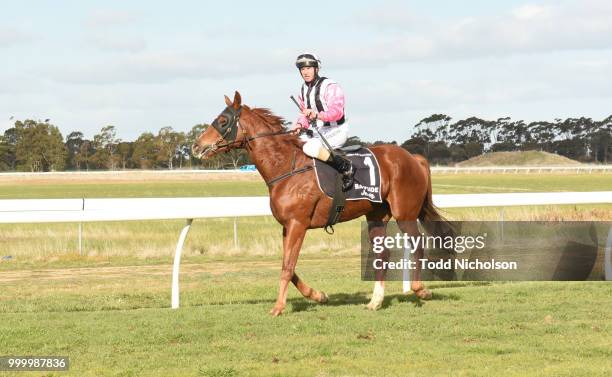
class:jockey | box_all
[293,53,355,191]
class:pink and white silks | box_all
[294,79,349,158]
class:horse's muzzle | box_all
[192,143,215,159]
[191,143,204,159]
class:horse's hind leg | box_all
[387,181,432,299]
[397,220,432,300]
[365,208,391,311]
[291,273,328,304]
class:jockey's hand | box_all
[291,125,306,136]
[302,108,318,120]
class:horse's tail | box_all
[415,155,455,240]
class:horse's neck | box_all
[245,125,302,185]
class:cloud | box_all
[47,49,292,85]
[0,27,36,47]
[352,2,424,31]
[512,4,552,20]
[85,33,147,52]
[347,0,612,64]
[87,9,138,28]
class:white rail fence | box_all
[0,165,610,178]
[431,166,612,174]
[1,192,612,308]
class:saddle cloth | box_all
[313,147,382,203]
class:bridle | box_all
[201,105,295,156]
[200,105,313,186]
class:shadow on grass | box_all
[289,290,461,313]
[427,281,492,289]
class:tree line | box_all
[394,114,611,165]
[0,114,610,171]
[0,121,247,171]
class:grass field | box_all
[456,150,581,167]
[1,172,611,376]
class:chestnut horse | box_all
[192,91,451,316]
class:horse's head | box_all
[192,91,245,159]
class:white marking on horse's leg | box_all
[402,243,411,293]
[366,280,385,311]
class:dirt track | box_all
[0,260,285,283]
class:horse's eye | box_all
[218,117,227,126]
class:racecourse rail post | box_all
[172,218,193,309]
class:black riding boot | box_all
[328,154,355,191]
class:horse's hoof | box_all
[319,292,329,304]
[415,289,432,300]
[365,299,383,311]
[269,307,284,316]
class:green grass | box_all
[457,150,581,167]
[0,180,269,199]
[1,257,611,376]
[1,172,611,198]
[432,173,612,193]
[0,172,611,376]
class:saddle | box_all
[313,146,382,233]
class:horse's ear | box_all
[233,91,242,109]
[224,95,232,107]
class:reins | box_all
[239,126,314,187]
[266,149,313,187]
[204,113,313,187]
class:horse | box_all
[192,91,452,316]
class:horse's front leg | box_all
[291,273,328,304]
[270,220,307,316]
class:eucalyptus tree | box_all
[91,125,120,169]
[132,132,157,169]
[0,128,17,170]
[13,119,66,171]
[155,126,183,169]
[65,131,85,170]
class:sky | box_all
[1,0,611,143]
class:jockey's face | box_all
[300,66,317,83]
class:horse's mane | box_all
[244,105,302,148]
[245,106,287,132]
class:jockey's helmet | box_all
[295,53,321,69]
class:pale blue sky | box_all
[1,0,611,142]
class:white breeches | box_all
[300,123,349,159]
